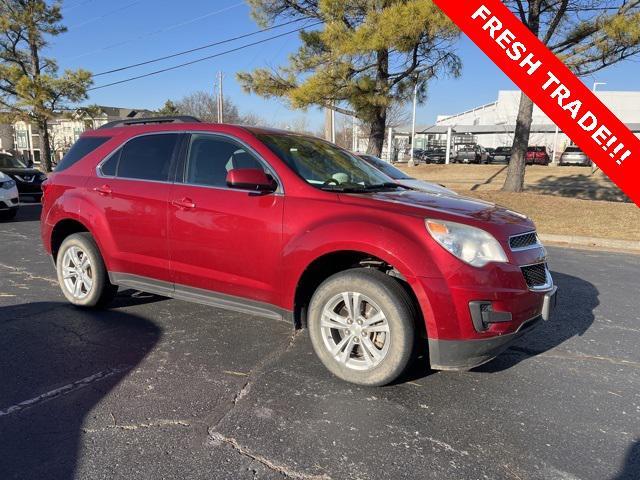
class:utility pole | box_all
[352,114,358,152]
[591,82,606,173]
[217,71,224,123]
[409,79,419,167]
[331,106,336,144]
[324,108,332,142]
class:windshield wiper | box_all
[363,182,405,190]
[319,185,367,193]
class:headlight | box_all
[1,179,16,190]
[425,219,508,267]
[37,172,47,180]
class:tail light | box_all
[41,179,49,204]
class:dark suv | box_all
[0,153,47,200]
[41,117,557,386]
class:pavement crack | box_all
[0,262,58,286]
[83,419,192,433]
[210,328,302,430]
[47,321,111,349]
[540,350,640,368]
[207,431,331,480]
[0,366,131,417]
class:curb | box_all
[538,233,640,252]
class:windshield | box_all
[358,154,411,180]
[0,154,27,169]
[257,133,400,192]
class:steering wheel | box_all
[322,177,340,186]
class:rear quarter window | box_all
[55,137,111,172]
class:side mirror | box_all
[26,159,34,168]
[226,168,276,192]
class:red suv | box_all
[525,146,551,165]
[41,117,557,386]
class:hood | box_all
[395,178,456,195]
[0,167,42,175]
[0,167,44,177]
[339,189,534,232]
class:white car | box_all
[357,154,456,195]
[0,171,19,220]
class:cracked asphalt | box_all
[0,204,638,480]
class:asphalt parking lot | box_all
[1,204,638,480]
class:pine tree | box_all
[237,0,460,155]
[502,0,640,192]
[0,0,92,172]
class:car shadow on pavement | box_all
[0,301,161,479]
[612,440,640,480]
[110,288,169,308]
[7,203,42,223]
[473,270,598,373]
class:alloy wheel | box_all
[61,246,93,300]
[320,291,391,371]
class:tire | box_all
[308,268,416,386]
[56,232,118,308]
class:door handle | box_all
[171,197,196,209]
[93,184,112,196]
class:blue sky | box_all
[49,0,640,130]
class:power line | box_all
[63,2,245,61]
[88,22,322,91]
[67,0,146,30]
[63,0,99,11]
[94,18,307,77]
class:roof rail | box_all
[98,116,201,129]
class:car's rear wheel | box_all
[56,233,118,308]
[308,268,415,386]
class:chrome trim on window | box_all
[95,130,284,194]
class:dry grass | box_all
[468,191,640,241]
[400,164,629,202]
[396,164,639,241]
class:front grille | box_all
[521,263,548,288]
[510,232,538,250]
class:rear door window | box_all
[113,134,180,182]
[55,137,111,172]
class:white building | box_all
[431,90,640,160]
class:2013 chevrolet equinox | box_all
[41,117,557,386]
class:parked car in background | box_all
[358,154,456,195]
[409,149,428,163]
[41,117,556,386]
[492,146,511,164]
[559,146,591,166]
[424,148,447,164]
[0,153,46,200]
[525,146,550,165]
[0,171,19,220]
[454,146,489,164]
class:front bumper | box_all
[16,181,43,195]
[0,190,19,210]
[428,286,557,370]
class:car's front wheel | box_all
[56,233,118,308]
[308,268,415,386]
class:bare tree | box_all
[502,0,640,192]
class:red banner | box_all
[433,0,640,207]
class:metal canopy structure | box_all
[420,123,640,134]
